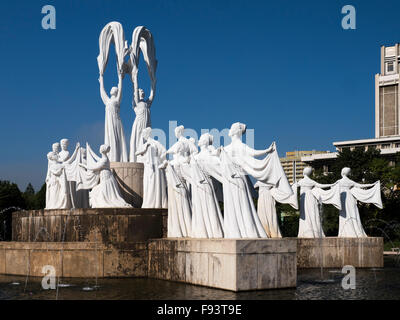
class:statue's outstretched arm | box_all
[99,75,109,105]
[147,81,156,107]
[116,67,124,103]
[354,181,377,188]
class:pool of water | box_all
[1,256,399,300]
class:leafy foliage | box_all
[0,181,46,240]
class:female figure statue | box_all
[79,144,131,208]
[129,88,153,163]
[135,127,168,208]
[297,167,340,238]
[219,122,284,238]
[180,133,224,238]
[159,128,192,238]
[254,181,298,238]
[45,152,71,209]
[99,69,128,162]
[337,167,382,238]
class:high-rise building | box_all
[280,150,332,184]
[376,44,400,138]
[303,44,400,171]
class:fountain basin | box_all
[0,241,148,278]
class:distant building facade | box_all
[280,150,332,183]
[303,44,400,171]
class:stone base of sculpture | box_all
[110,162,144,207]
[0,242,150,278]
[147,238,297,291]
[296,237,383,268]
[12,208,167,243]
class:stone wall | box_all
[147,238,297,291]
[12,208,167,244]
[297,237,384,268]
[0,242,148,278]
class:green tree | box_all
[22,183,36,210]
[0,180,26,240]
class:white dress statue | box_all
[254,181,298,238]
[218,122,292,238]
[45,152,71,209]
[129,88,152,163]
[97,21,129,163]
[160,126,193,237]
[79,144,132,208]
[59,138,79,208]
[297,167,341,238]
[99,69,128,162]
[129,26,157,163]
[135,127,168,208]
[179,133,224,238]
[63,144,90,209]
[337,167,382,238]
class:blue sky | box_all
[0,0,399,191]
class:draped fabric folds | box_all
[180,159,224,238]
[97,22,126,75]
[138,139,168,208]
[220,148,268,238]
[45,160,71,209]
[130,26,157,95]
[255,182,298,238]
[298,180,341,238]
[165,164,192,238]
[234,147,293,197]
[311,184,342,210]
[351,182,383,209]
[338,180,382,238]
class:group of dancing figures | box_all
[45,139,131,209]
[140,122,383,239]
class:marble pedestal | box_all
[296,237,384,268]
[147,238,297,291]
[110,162,144,207]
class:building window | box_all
[386,61,395,74]
[381,143,390,149]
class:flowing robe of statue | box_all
[338,178,382,238]
[218,148,268,238]
[161,138,193,237]
[79,144,131,208]
[98,21,128,162]
[45,154,71,209]
[297,178,341,238]
[136,137,168,208]
[180,157,224,238]
[164,162,192,237]
[129,99,151,163]
[254,181,298,238]
[64,146,90,208]
[218,128,292,238]
[129,26,157,162]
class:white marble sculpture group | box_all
[45,21,383,239]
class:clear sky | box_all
[0,0,399,191]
